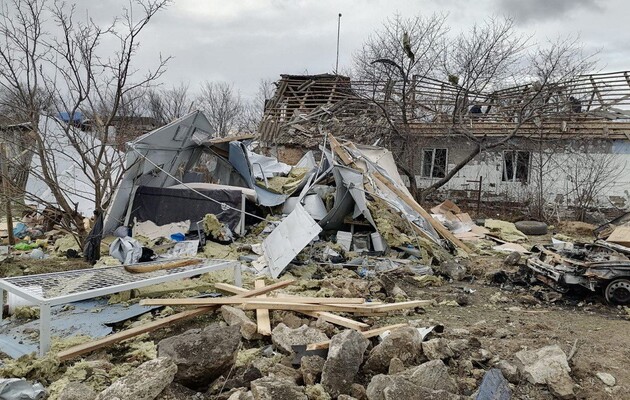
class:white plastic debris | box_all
[0,379,46,400]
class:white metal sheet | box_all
[262,203,322,279]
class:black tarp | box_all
[128,186,243,232]
[84,210,104,264]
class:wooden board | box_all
[57,279,295,361]
[239,301,372,313]
[358,300,435,313]
[214,282,248,295]
[212,283,370,330]
[299,311,369,331]
[372,171,471,253]
[606,225,630,247]
[327,133,354,165]
[140,296,366,306]
[306,323,408,350]
[255,280,272,336]
[57,307,211,361]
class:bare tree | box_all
[197,81,243,137]
[353,14,596,200]
[352,13,449,196]
[239,78,276,134]
[557,144,625,222]
[146,82,194,125]
[0,0,170,245]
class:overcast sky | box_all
[84,0,627,99]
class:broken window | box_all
[422,148,447,178]
[502,151,530,182]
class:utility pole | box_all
[0,143,14,245]
[335,13,342,74]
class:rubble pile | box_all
[0,113,628,399]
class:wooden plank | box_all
[239,302,372,313]
[57,280,295,361]
[299,311,369,331]
[306,323,409,350]
[218,279,296,297]
[140,297,366,306]
[358,300,435,313]
[371,171,472,253]
[213,283,370,330]
[255,280,272,336]
[57,307,210,361]
[327,133,353,165]
[214,282,248,294]
[202,283,372,306]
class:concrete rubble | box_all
[271,323,329,355]
[364,326,424,373]
[514,345,575,399]
[157,324,241,390]
[0,112,629,400]
[94,357,177,400]
[321,329,369,397]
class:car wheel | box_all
[605,278,630,305]
[515,221,548,235]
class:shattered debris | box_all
[0,111,628,400]
[484,219,528,243]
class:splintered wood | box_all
[59,279,432,362]
[144,281,433,332]
[57,279,296,361]
[254,280,272,336]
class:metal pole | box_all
[335,13,342,74]
[477,176,483,214]
[0,143,14,245]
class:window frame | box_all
[421,147,448,178]
[502,150,531,183]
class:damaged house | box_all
[102,109,466,278]
[259,71,630,218]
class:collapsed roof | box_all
[103,110,319,234]
[259,70,630,149]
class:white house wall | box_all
[414,138,630,211]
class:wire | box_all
[130,147,270,222]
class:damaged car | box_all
[526,240,630,305]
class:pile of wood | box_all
[141,279,433,349]
[57,279,432,360]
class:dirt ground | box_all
[1,222,629,399]
[138,250,630,399]
[372,253,630,400]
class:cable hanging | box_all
[130,147,270,223]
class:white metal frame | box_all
[0,259,241,356]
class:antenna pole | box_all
[335,13,342,74]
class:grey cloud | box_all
[37,0,630,99]
[496,0,604,23]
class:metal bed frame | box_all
[0,258,241,356]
